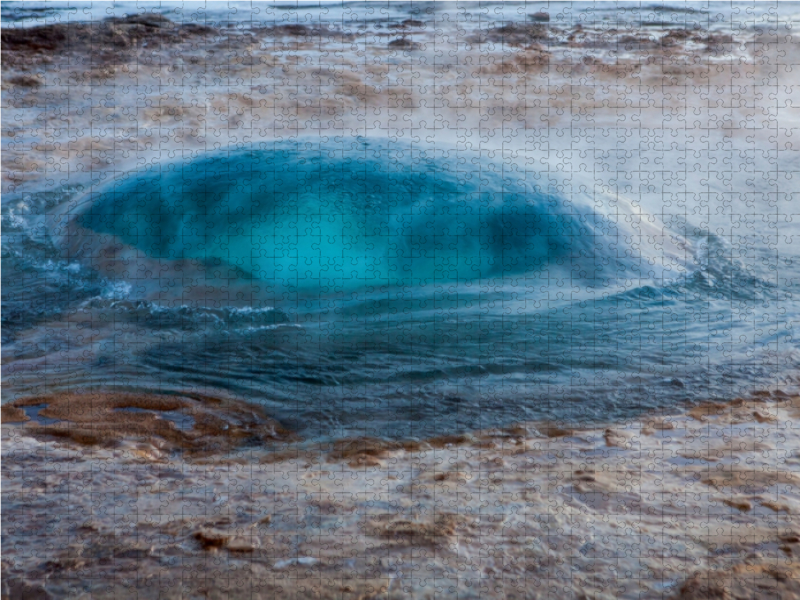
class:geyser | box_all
[75,141,652,294]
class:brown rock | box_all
[721,498,752,512]
[1,405,29,423]
[4,75,42,87]
[469,23,551,46]
[702,467,800,493]
[428,433,475,448]
[388,38,422,50]
[762,500,792,513]
[4,391,293,454]
[326,437,419,465]
[1,14,216,68]
[193,528,230,550]
[367,512,464,547]
[541,425,574,438]
[676,562,800,600]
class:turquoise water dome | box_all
[77,141,629,294]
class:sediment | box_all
[1,391,293,454]
[1,13,216,68]
[4,391,800,599]
[1,12,782,191]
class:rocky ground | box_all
[4,390,800,599]
[2,12,794,192]
[4,11,800,599]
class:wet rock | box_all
[618,34,660,50]
[1,578,53,600]
[641,416,676,434]
[388,19,425,29]
[676,562,800,600]
[1,24,74,52]
[529,11,550,23]
[721,498,752,512]
[113,545,154,559]
[704,32,735,55]
[432,470,471,483]
[5,391,294,454]
[762,500,792,513]
[193,528,230,550]
[366,512,464,547]
[661,28,694,46]
[1,405,29,423]
[326,436,422,467]
[258,24,355,42]
[427,433,475,448]
[1,14,217,67]
[4,74,42,87]
[701,467,800,494]
[5,390,800,599]
[108,13,172,28]
[266,24,318,36]
[388,37,422,50]
[540,425,574,438]
[469,23,551,46]
[703,32,734,45]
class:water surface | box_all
[5,139,796,439]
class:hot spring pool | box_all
[4,140,795,439]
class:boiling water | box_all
[3,1,800,440]
[4,139,797,439]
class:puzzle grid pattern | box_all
[3,2,800,599]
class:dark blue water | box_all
[76,144,644,292]
[3,140,799,440]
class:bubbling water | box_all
[22,140,734,439]
[75,141,681,296]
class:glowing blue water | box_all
[77,143,639,293]
[3,140,797,440]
